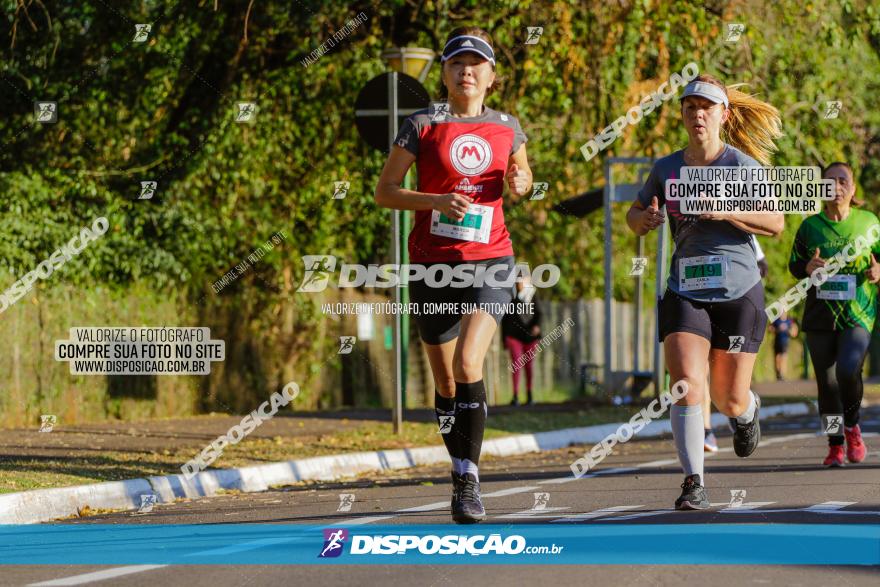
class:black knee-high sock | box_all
[434,390,459,472]
[452,380,487,481]
[836,328,869,429]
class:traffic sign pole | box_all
[388,72,403,434]
[400,194,410,414]
[354,71,428,434]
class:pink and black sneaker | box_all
[844,424,867,464]
[823,444,845,467]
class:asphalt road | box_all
[4,407,880,586]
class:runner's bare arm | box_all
[701,212,784,236]
[375,145,472,219]
[506,144,533,202]
[627,197,665,236]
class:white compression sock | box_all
[735,390,757,424]
[671,404,705,481]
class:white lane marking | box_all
[551,505,643,522]
[327,501,451,526]
[802,509,880,516]
[597,466,639,475]
[339,499,450,523]
[495,506,571,519]
[598,509,675,521]
[537,476,577,485]
[337,515,397,525]
[398,500,449,513]
[556,432,820,485]
[635,459,678,468]
[805,501,857,511]
[482,486,539,497]
[709,432,815,455]
[545,431,818,487]
[28,566,169,586]
[339,516,394,526]
[537,466,639,485]
[719,501,776,511]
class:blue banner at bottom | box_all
[0,524,877,565]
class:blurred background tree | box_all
[0,0,878,421]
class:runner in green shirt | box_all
[788,162,880,466]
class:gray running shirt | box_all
[636,144,763,302]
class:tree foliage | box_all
[1,0,879,405]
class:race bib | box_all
[430,203,493,244]
[679,255,728,291]
[816,274,856,300]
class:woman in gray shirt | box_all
[626,74,783,510]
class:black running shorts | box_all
[409,256,517,345]
[659,281,767,353]
[773,338,790,355]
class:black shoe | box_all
[452,473,485,524]
[729,393,761,457]
[450,471,463,513]
[674,474,709,510]
[525,395,534,406]
[510,397,519,407]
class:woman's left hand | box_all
[506,163,530,197]
[865,254,880,284]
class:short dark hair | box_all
[822,161,861,206]
[823,161,853,176]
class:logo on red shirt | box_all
[450,134,492,176]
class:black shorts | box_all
[659,281,767,353]
[774,338,790,354]
[409,256,517,345]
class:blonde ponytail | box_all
[723,84,783,166]
[692,74,783,166]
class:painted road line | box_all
[598,509,676,521]
[495,506,571,519]
[634,459,678,468]
[537,467,638,485]
[482,486,540,498]
[596,467,639,475]
[334,501,450,525]
[536,476,578,485]
[804,501,858,511]
[338,515,398,525]
[397,500,449,513]
[551,505,644,523]
[29,566,169,586]
[719,502,776,511]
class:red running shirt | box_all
[393,106,527,262]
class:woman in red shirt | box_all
[375,26,533,524]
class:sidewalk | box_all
[0,398,817,524]
[0,400,648,495]
[0,389,833,496]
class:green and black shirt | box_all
[789,208,880,331]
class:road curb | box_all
[0,478,153,525]
[0,401,813,524]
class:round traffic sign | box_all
[354,72,430,151]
